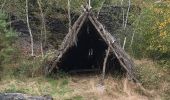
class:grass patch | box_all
[134,59,170,99]
[0,76,72,99]
[135,60,163,89]
[0,59,169,99]
[66,95,83,100]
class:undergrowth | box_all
[134,59,170,100]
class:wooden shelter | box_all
[45,6,138,82]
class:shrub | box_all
[132,2,170,60]
[13,57,44,78]
[135,60,163,89]
[0,11,17,79]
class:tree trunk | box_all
[37,0,47,57]
[122,0,131,49]
[68,0,71,33]
[26,0,34,56]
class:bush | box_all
[132,2,170,60]
[13,57,44,78]
[0,11,17,79]
[134,60,165,89]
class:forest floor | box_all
[0,59,170,100]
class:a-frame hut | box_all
[45,6,138,82]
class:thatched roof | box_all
[45,6,138,82]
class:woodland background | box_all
[0,0,170,100]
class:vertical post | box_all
[102,45,110,84]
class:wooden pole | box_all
[102,45,110,84]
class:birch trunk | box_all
[122,0,131,49]
[26,0,34,56]
[37,0,46,57]
[68,0,71,33]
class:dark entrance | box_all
[58,19,108,72]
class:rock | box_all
[0,93,53,100]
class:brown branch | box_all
[102,45,110,84]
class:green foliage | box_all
[13,57,43,78]
[68,95,83,100]
[135,64,160,89]
[132,2,170,59]
[4,84,29,93]
[0,11,17,79]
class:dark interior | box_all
[58,19,108,72]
